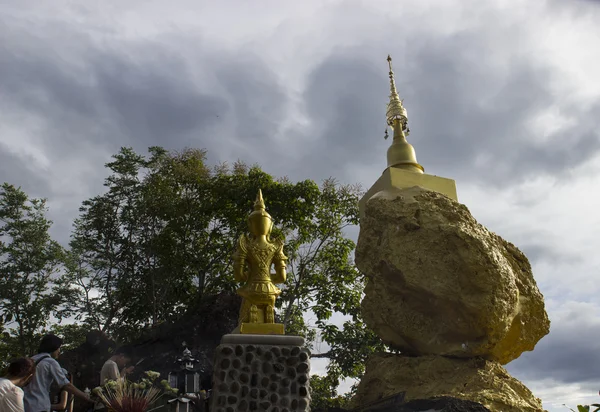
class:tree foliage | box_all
[309,374,352,411]
[3,146,383,390]
[0,183,66,358]
[566,405,600,412]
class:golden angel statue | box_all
[232,189,288,335]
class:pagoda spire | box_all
[384,55,424,173]
[386,55,409,135]
[358,55,458,219]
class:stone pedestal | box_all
[210,334,311,412]
[239,322,285,335]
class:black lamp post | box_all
[167,345,205,412]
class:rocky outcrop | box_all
[353,186,550,412]
[396,396,491,412]
[356,186,549,364]
[315,396,490,412]
[353,353,543,412]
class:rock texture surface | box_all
[356,186,550,364]
[395,396,491,412]
[353,353,543,412]
[210,340,311,412]
[396,396,490,412]
[314,397,490,412]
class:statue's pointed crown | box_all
[254,189,266,211]
[249,189,272,220]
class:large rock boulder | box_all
[315,397,490,412]
[353,353,544,412]
[356,186,549,364]
[396,397,490,411]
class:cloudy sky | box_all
[1,0,600,409]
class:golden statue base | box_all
[359,167,458,219]
[240,322,285,335]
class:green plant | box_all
[93,371,177,412]
[564,404,600,412]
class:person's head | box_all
[111,346,134,368]
[38,334,63,358]
[4,357,35,387]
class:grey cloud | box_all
[519,243,580,267]
[0,146,47,196]
[507,306,600,385]
[0,17,291,160]
[406,45,552,181]
[93,54,229,149]
[285,55,386,183]
[0,146,82,246]
[0,30,229,154]
[6,1,597,197]
[410,41,600,186]
[291,30,600,189]
[548,0,600,15]
[215,55,288,147]
[0,21,291,246]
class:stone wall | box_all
[210,336,311,412]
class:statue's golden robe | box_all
[236,235,285,296]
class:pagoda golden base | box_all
[359,167,458,219]
[240,322,285,335]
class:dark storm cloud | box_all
[296,32,600,188]
[0,20,290,165]
[215,55,289,147]
[0,147,82,245]
[0,148,47,195]
[302,56,383,159]
[519,243,579,267]
[283,55,386,183]
[507,305,600,385]
[0,20,290,245]
[0,29,228,153]
[93,55,229,148]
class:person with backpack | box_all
[23,334,91,412]
[0,357,36,412]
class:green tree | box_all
[309,374,351,411]
[0,183,65,358]
[49,323,88,351]
[64,148,149,336]
[64,147,220,336]
[566,405,600,412]
[66,146,383,387]
[63,147,188,338]
[317,318,385,381]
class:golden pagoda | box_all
[358,55,458,218]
